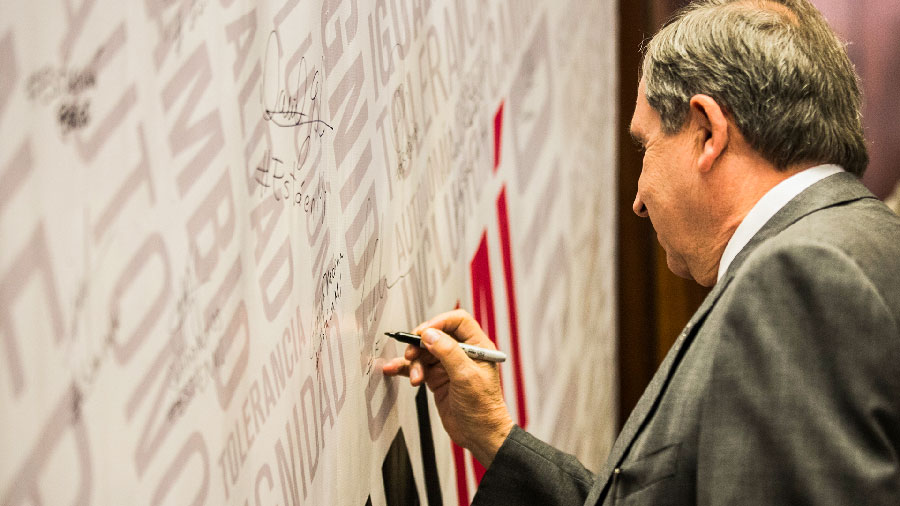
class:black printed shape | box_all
[382,428,420,506]
[416,387,443,506]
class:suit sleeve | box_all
[698,240,900,506]
[472,425,596,506]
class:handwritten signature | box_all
[158,0,208,54]
[312,253,344,366]
[27,49,101,135]
[391,85,420,179]
[254,149,329,222]
[261,30,334,132]
[165,261,224,420]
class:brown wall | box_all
[616,0,708,429]
[811,0,900,200]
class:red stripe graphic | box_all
[470,232,498,353]
[493,102,504,172]
[470,232,501,490]
[452,443,469,506]
[496,187,528,428]
[472,458,487,484]
[453,101,530,505]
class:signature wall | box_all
[0,1,617,504]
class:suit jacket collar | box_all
[587,172,875,505]
[721,172,874,280]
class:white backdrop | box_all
[0,0,617,504]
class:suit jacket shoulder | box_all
[696,226,900,505]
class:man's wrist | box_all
[471,419,515,469]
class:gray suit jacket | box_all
[473,173,900,505]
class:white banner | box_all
[0,0,617,504]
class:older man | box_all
[383,0,900,504]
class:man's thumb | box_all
[422,328,471,381]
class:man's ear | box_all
[689,94,729,173]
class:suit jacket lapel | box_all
[585,173,875,505]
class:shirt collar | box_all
[716,164,845,282]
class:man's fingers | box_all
[423,364,450,393]
[421,328,473,382]
[414,309,493,348]
[404,345,420,360]
[410,360,425,386]
[414,309,473,336]
[382,358,431,388]
[405,343,441,367]
[382,357,411,377]
[404,344,434,362]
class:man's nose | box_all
[632,193,649,217]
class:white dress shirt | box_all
[716,164,846,282]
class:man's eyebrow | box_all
[629,128,646,147]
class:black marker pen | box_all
[385,331,508,363]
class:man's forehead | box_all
[630,105,648,144]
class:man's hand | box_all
[382,309,514,468]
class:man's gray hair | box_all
[642,0,868,176]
